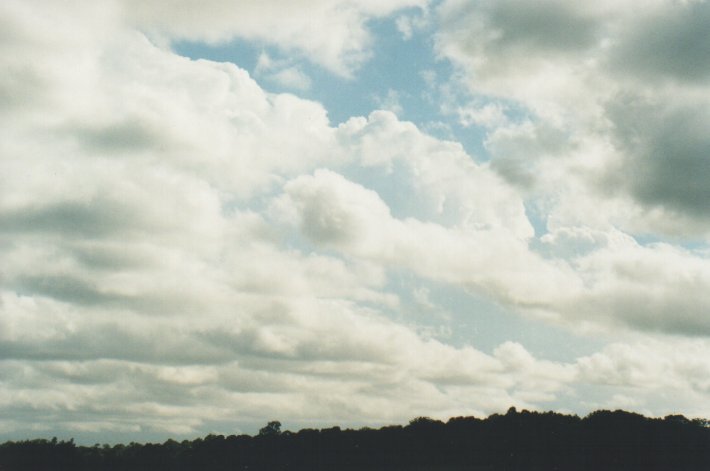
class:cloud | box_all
[255,52,312,90]
[273,166,710,337]
[436,0,710,236]
[0,287,579,435]
[0,0,580,438]
[121,0,429,76]
[3,0,710,441]
[604,93,710,221]
[561,239,710,336]
[609,1,710,85]
[435,0,609,119]
[272,167,578,311]
[395,7,430,40]
[335,111,534,237]
[575,338,710,417]
[373,89,404,115]
[274,169,391,246]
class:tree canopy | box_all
[1,409,708,470]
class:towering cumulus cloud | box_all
[1,0,709,441]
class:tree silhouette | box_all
[258,421,282,436]
[1,410,709,470]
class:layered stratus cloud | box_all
[1,0,710,440]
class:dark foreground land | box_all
[1,409,709,470]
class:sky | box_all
[1,0,710,444]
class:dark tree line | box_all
[1,409,709,470]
